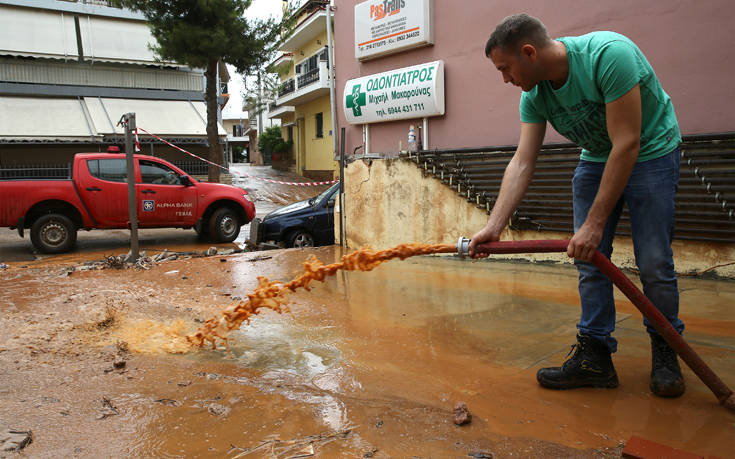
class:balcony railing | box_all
[278,78,295,97]
[297,67,320,88]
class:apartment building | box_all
[267,0,337,181]
[0,0,228,175]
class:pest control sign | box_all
[344,60,444,124]
[355,0,433,61]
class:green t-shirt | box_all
[520,31,681,162]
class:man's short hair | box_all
[485,13,550,57]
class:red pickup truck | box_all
[0,152,255,253]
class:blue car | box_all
[249,181,339,248]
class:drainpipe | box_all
[422,117,429,150]
[326,0,339,168]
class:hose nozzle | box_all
[457,236,470,258]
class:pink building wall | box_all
[334,0,735,155]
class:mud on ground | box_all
[1,245,733,458]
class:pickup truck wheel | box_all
[288,230,315,248]
[208,207,240,243]
[30,214,77,254]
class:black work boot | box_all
[650,333,685,398]
[537,333,619,389]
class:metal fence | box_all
[297,68,320,87]
[0,164,72,180]
[172,161,210,176]
[278,79,295,97]
[404,133,735,244]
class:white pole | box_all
[422,117,429,150]
[326,0,339,163]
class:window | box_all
[315,113,323,138]
[87,159,127,182]
[287,126,293,142]
[139,160,181,185]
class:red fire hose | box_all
[463,238,735,412]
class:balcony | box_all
[278,78,295,97]
[276,60,330,106]
[279,9,327,53]
[268,101,295,120]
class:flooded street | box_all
[1,244,734,457]
[2,165,734,457]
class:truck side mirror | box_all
[179,175,193,187]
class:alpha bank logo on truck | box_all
[343,60,444,124]
[370,0,405,20]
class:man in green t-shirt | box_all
[468,14,685,398]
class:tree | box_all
[258,125,292,158]
[113,0,295,182]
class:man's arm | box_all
[468,121,546,257]
[567,83,642,261]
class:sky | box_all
[222,0,294,120]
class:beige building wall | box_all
[340,159,735,278]
[297,96,337,176]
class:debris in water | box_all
[113,356,126,369]
[96,306,120,330]
[1,428,32,452]
[453,402,472,426]
[207,403,231,417]
[229,427,353,459]
[155,398,181,407]
[96,397,119,420]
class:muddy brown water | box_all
[1,245,734,457]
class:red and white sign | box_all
[354,0,433,61]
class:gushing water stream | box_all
[186,243,456,351]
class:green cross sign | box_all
[346,84,366,117]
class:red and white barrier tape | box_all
[136,126,338,187]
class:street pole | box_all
[339,127,345,247]
[326,0,339,162]
[123,112,139,262]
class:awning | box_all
[0,96,225,142]
[85,97,226,137]
[0,4,177,66]
[0,96,99,142]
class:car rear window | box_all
[87,159,127,182]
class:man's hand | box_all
[567,220,604,261]
[468,225,501,258]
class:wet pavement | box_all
[2,165,734,457]
[1,244,734,458]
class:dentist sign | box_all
[343,60,444,124]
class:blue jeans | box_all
[572,148,684,353]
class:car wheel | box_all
[194,223,208,240]
[30,214,77,254]
[208,207,240,243]
[288,230,314,248]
